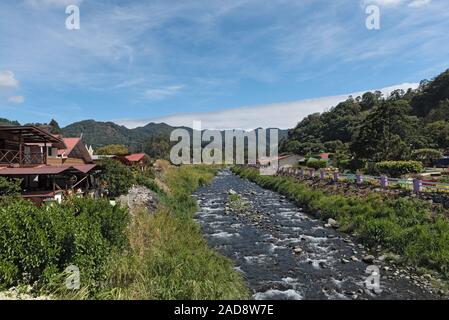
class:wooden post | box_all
[309,168,315,178]
[333,171,339,182]
[19,130,23,165]
[320,170,325,179]
[413,178,422,194]
[380,175,389,188]
[300,168,304,178]
[44,140,48,165]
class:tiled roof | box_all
[0,164,96,175]
[58,138,81,156]
[124,153,147,162]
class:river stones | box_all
[362,255,375,264]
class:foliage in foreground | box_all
[0,177,22,196]
[103,165,249,299]
[0,197,129,292]
[233,166,449,277]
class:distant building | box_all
[114,153,150,171]
[55,137,93,165]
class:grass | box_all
[101,165,249,300]
[232,166,449,280]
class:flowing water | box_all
[194,170,439,300]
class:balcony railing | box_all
[0,149,45,165]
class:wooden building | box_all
[0,126,99,205]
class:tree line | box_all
[281,69,449,170]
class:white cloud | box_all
[362,0,432,7]
[25,0,83,8]
[408,0,432,8]
[116,83,419,130]
[0,70,19,89]
[363,0,404,6]
[144,85,185,101]
[8,95,25,104]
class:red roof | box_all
[124,153,147,162]
[58,138,81,156]
[0,166,70,175]
[319,153,330,159]
[72,164,97,173]
[0,164,96,176]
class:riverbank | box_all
[195,169,441,299]
[232,166,449,293]
[102,165,249,299]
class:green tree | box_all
[144,135,171,160]
[96,144,130,156]
[48,119,62,134]
[426,99,449,122]
[427,121,449,150]
[411,69,449,117]
[98,158,134,197]
[360,91,382,111]
[351,100,423,162]
[0,177,22,196]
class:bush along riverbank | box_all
[103,165,249,299]
[0,164,248,299]
[0,196,129,298]
[232,166,449,287]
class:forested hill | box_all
[281,68,449,164]
[61,121,288,152]
[61,120,178,150]
[0,118,20,126]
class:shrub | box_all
[374,160,423,177]
[306,159,327,169]
[338,159,366,172]
[133,168,161,193]
[0,197,129,291]
[98,158,134,197]
[0,177,22,196]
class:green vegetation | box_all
[98,158,164,197]
[96,144,130,156]
[374,161,424,178]
[412,149,443,167]
[281,69,449,167]
[0,177,22,196]
[143,134,172,160]
[0,118,20,126]
[98,158,134,197]
[306,159,328,169]
[233,166,449,277]
[61,120,176,151]
[0,197,129,293]
[104,165,249,299]
[48,119,62,135]
[1,164,248,299]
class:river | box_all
[194,169,439,300]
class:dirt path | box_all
[194,170,441,300]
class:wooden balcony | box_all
[0,149,45,166]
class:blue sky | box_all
[0,0,448,129]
